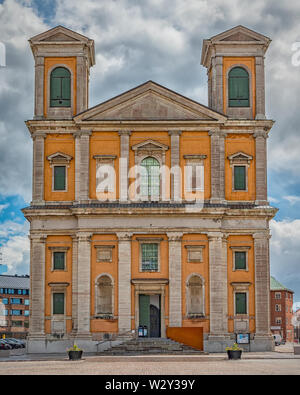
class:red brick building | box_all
[0,275,30,338]
[270,276,294,342]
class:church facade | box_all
[23,25,277,353]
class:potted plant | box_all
[225,343,242,360]
[67,344,83,360]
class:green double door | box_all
[139,294,161,338]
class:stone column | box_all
[255,56,266,120]
[28,234,46,338]
[71,235,79,335]
[209,129,226,204]
[32,131,46,205]
[118,130,131,201]
[76,232,92,338]
[169,130,181,201]
[207,232,228,336]
[73,131,81,201]
[254,130,268,206]
[253,232,271,336]
[117,232,132,333]
[167,232,183,327]
[80,130,92,202]
[214,56,223,114]
[76,56,88,114]
[34,56,44,120]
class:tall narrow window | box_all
[140,157,160,199]
[234,165,246,190]
[141,243,158,271]
[53,293,64,315]
[234,251,246,270]
[228,67,249,107]
[53,251,65,270]
[54,166,66,191]
[186,275,204,317]
[235,292,247,314]
[50,67,71,107]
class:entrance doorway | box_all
[139,294,161,337]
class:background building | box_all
[293,309,300,343]
[270,276,294,342]
[23,25,277,353]
[0,275,30,338]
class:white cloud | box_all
[283,195,300,205]
[0,203,9,213]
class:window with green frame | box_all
[53,293,64,315]
[228,67,249,107]
[235,292,247,314]
[50,67,71,107]
[54,166,66,191]
[234,251,246,270]
[141,243,158,271]
[234,165,246,190]
[140,157,160,199]
[53,251,65,270]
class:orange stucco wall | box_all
[44,235,73,334]
[90,234,118,333]
[223,57,256,118]
[44,134,75,201]
[181,234,210,333]
[227,235,255,333]
[225,134,256,201]
[44,57,77,118]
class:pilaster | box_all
[79,130,92,202]
[118,130,131,201]
[254,130,268,205]
[209,129,226,204]
[117,232,132,333]
[32,131,46,205]
[34,56,44,120]
[168,131,182,201]
[167,232,183,327]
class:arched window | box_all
[96,275,113,316]
[50,67,71,107]
[186,275,204,317]
[228,67,249,107]
[140,157,160,199]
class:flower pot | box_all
[68,350,83,360]
[227,350,242,360]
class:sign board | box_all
[236,333,250,344]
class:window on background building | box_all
[24,299,30,306]
[53,166,66,191]
[140,157,160,199]
[12,321,23,327]
[53,251,65,270]
[1,298,8,305]
[24,310,29,316]
[141,243,158,271]
[235,292,247,314]
[228,66,249,107]
[10,310,22,316]
[276,317,282,324]
[275,304,281,312]
[234,251,246,270]
[275,292,281,299]
[50,67,71,107]
[53,293,64,315]
[11,298,22,304]
[96,275,113,316]
[24,321,29,328]
[234,165,246,190]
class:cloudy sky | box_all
[0,0,300,308]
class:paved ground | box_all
[0,343,299,375]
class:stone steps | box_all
[97,337,204,355]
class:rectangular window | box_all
[53,293,64,315]
[234,251,246,270]
[24,299,30,306]
[10,298,22,304]
[53,251,65,270]
[10,310,22,316]
[275,292,281,299]
[1,298,8,305]
[24,321,29,328]
[235,292,247,314]
[12,321,23,327]
[141,243,158,271]
[24,310,29,316]
[234,166,246,190]
[54,166,66,191]
[275,304,281,312]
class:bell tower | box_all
[29,25,95,120]
[201,25,271,120]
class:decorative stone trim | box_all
[230,245,251,271]
[228,152,253,166]
[184,245,205,263]
[94,245,115,262]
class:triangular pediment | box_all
[211,25,271,44]
[47,152,73,164]
[132,139,169,152]
[228,151,253,164]
[29,25,91,43]
[74,81,227,122]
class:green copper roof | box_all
[270,276,293,292]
